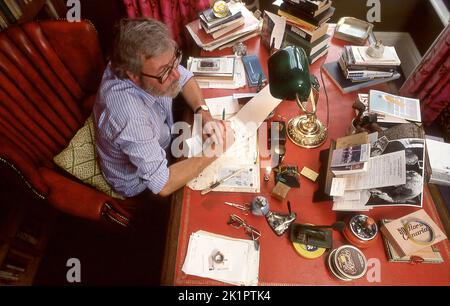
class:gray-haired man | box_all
[93,18,232,198]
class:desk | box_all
[162,28,450,286]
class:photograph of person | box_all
[363,138,425,207]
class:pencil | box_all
[222,108,225,120]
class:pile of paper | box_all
[187,86,282,194]
[182,230,260,286]
[330,134,426,211]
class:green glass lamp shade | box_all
[268,45,311,101]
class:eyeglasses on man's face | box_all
[227,214,261,250]
[141,48,182,84]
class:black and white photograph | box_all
[370,135,389,157]
[363,138,425,207]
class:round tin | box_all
[332,245,367,280]
[327,249,351,281]
[343,214,378,248]
[293,242,326,259]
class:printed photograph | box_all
[364,138,425,207]
[370,135,389,157]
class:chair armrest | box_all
[0,137,49,198]
[39,167,131,227]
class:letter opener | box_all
[201,168,245,195]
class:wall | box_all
[261,0,445,55]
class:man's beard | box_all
[144,79,182,98]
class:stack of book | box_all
[277,0,335,64]
[187,57,235,82]
[323,45,402,93]
[186,2,261,52]
[199,4,245,40]
[339,46,401,82]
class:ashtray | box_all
[334,17,373,45]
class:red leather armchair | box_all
[0,20,137,227]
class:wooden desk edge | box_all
[161,188,184,285]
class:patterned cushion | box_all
[53,115,124,199]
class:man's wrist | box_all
[194,104,209,114]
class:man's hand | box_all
[201,110,225,145]
[202,116,235,158]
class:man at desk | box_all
[93,18,232,198]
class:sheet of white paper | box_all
[205,96,240,118]
[234,85,282,133]
[341,150,406,190]
[330,178,346,197]
[182,231,259,286]
[233,92,258,99]
[264,11,286,49]
[188,85,282,193]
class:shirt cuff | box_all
[147,165,170,194]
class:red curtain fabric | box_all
[122,0,211,48]
[399,24,450,126]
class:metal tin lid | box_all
[333,245,367,280]
[349,215,378,241]
[293,242,326,259]
[327,249,351,281]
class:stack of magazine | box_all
[339,45,401,82]
[322,45,402,93]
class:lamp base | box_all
[287,115,327,148]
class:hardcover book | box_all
[283,30,330,55]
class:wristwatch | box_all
[194,105,209,114]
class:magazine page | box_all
[369,90,421,122]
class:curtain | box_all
[122,0,211,48]
[399,24,450,126]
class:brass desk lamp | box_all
[268,46,327,148]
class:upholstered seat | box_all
[0,20,142,227]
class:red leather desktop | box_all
[162,29,450,286]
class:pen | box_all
[222,108,225,120]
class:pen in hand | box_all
[222,108,226,120]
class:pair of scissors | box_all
[224,202,251,215]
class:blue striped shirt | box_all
[93,63,193,197]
